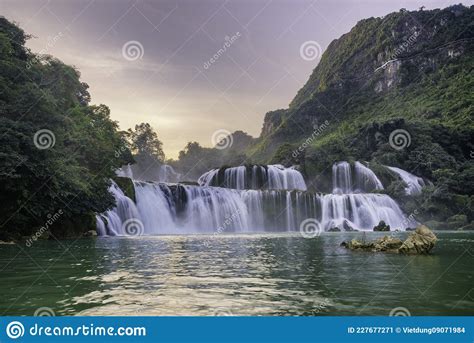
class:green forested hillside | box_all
[242,5,473,226]
[0,17,133,240]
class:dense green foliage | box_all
[0,17,132,240]
[169,130,254,180]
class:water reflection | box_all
[0,232,472,316]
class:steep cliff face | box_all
[254,5,473,162]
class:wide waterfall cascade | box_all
[332,161,384,194]
[198,165,307,191]
[386,166,426,195]
[97,180,413,236]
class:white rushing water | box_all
[97,162,421,235]
[332,161,384,194]
[198,164,307,191]
[386,166,426,195]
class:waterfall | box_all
[332,161,384,194]
[96,181,141,236]
[97,182,413,235]
[98,161,418,235]
[386,166,425,195]
[198,164,307,191]
[332,162,352,194]
[354,162,384,193]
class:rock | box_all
[113,176,136,202]
[398,225,437,255]
[328,227,341,232]
[0,240,15,245]
[341,225,437,255]
[83,230,98,237]
[373,220,390,231]
[373,236,403,252]
[405,227,416,231]
[343,220,358,231]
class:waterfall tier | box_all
[198,165,307,191]
[386,166,426,195]
[332,161,384,194]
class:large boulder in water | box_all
[398,225,437,255]
[373,220,390,231]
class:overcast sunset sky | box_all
[1,0,471,158]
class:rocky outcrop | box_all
[341,236,403,253]
[341,225,437,255]
[113,176,136,202]
[398,225,438,255]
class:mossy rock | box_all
[113,176,136,202]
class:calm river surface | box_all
[0,231,473,316]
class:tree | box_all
[128,123,165,166]
[0,17,132,239]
